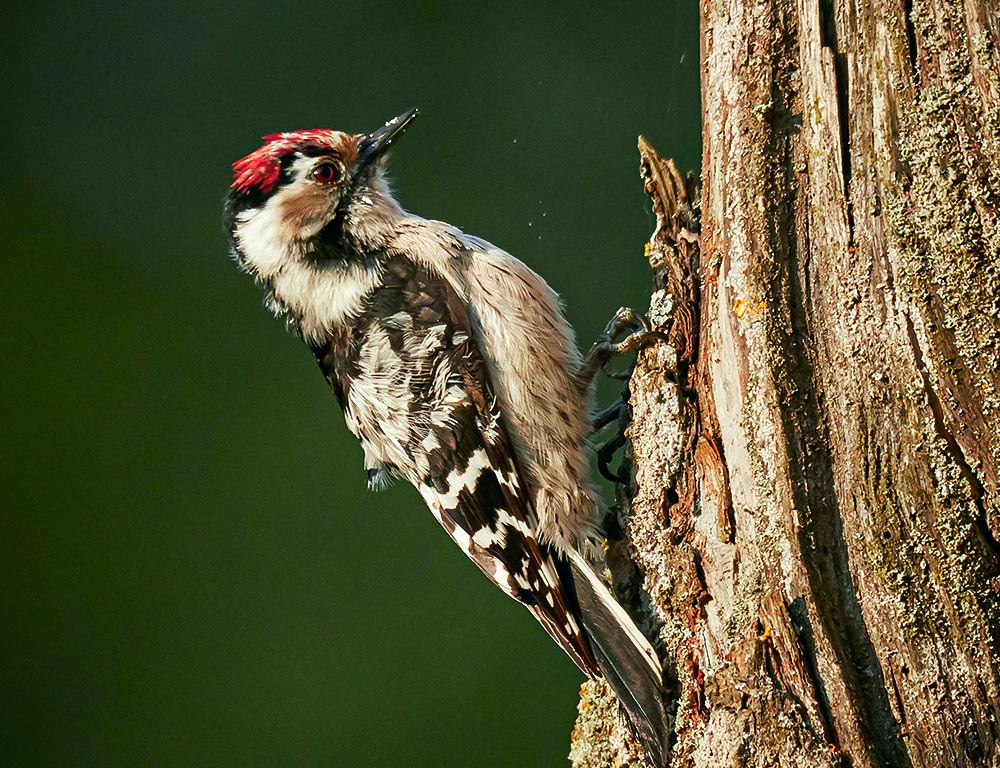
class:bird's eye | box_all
[312,163,342,184]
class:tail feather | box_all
[567,550,672,768]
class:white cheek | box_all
[235,184,380,341]
[235,181,334,279]
[235,200,289,279]
[272,260,384,342]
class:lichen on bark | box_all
[570,0,1000,765]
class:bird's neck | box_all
[334,173,408,256]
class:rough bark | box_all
[571,0,1000,766]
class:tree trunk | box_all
[571,0,1000,766]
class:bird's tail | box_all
[566,549,672,768]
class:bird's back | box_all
[390,221,603,555]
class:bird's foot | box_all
[580,307,664,387]
[590,395,629,483]
[584,309,663,486]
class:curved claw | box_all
[586,308,663,487]
[602,361,636,381]
[597,328,665,380]
[592,397,626,431]
[597,431,628,484]
[580,308,664,390]
[602,307,652,340]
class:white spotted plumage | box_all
[224,114,670,767]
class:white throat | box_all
[234,197,383,343]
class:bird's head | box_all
[224,109,418,280]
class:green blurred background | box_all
[2,2,700,765]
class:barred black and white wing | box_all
[312,255,670,766]
[311,256,600,676]
[434,333,603,677]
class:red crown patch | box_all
[231,129,341,194]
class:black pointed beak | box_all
[358,108,419,164]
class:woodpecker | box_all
[223,109,670,766]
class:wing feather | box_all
[322,256,600,677]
